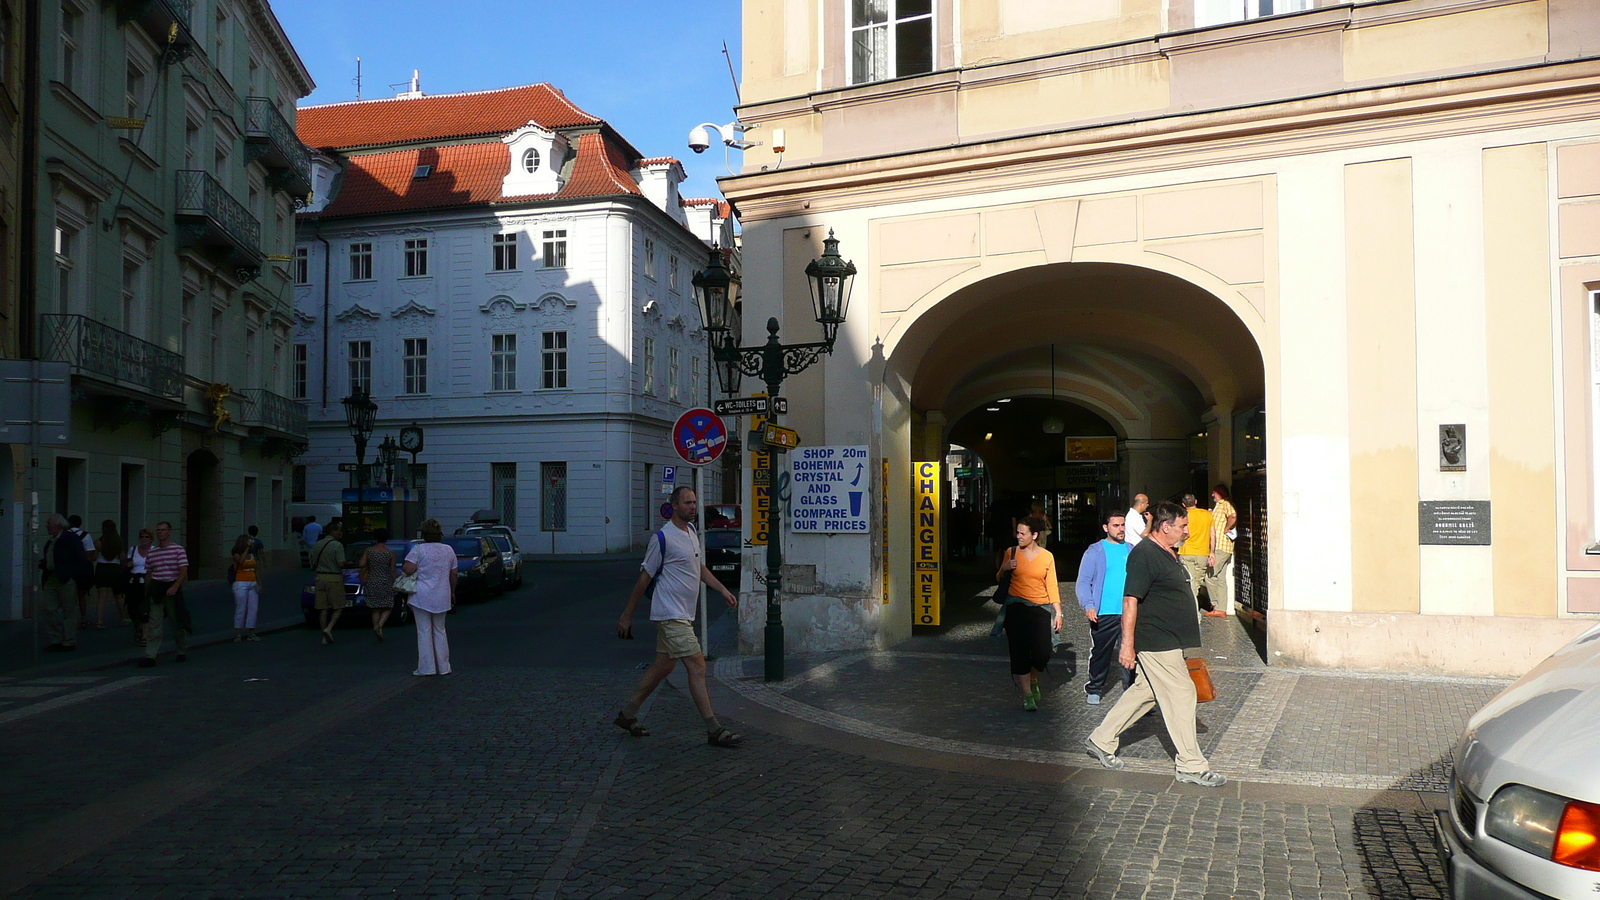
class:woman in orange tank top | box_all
[231,534,261,642]
[997,514,1062,711]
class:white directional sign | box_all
[790,445,871,533]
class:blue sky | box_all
[274,0,745,201]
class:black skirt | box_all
[94,563,126,592]
[1003,602,1053,675]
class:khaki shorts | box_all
[315,574,348,610]
[654,618,702,659]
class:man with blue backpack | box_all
[615,485,742,747]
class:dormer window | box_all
[522,148,540,173]
[501,123,567,197]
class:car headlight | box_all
[1486,784,1600,871]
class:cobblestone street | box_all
[0,560,1497,899]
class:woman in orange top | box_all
[231,534,261,642]
[998,514,1062,711]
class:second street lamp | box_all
[378,435,400,487]
[696,231,857,682]
[341,390,378,487]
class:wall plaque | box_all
[1439,424,1466,472]
[1419,500,1491,545]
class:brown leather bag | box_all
[1186,657,1216,703]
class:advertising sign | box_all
[763,424,801,452]
[789,446,870,533]
[1065,436,1118,462]
[881,458,890,604]
[912,461,941,626]
[671,408,728,466]
[713,396,788,417]
[749,400,771,547]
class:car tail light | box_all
[1555,800,1600,871]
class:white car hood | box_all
[1457,622,1600,803]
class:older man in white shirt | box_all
[1124,493,1150,547]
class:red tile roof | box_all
[683,197,733,219]
[303,134,641,219]
[637,156,681,167]
[297,83,602,151]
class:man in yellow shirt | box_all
[1204,484,1238,617]
[1178,493,1213,619]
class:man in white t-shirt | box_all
[615,486,741,746]
[1124,493,1150,547]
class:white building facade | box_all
[293,85,732,553]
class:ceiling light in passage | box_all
[984,433,993,441]
[986,406,1000,412]
[997,398,1011,403]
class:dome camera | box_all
[688,125,711,154]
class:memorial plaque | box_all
[1419,500,1491,545]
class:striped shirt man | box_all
[145,542,188,582]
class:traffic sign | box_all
[953,466,975,478]
[713,396,788,417]
[660,502,673,520]
[671,408,728,466]
[763,423,801,452]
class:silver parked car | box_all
[1437,621,1600,899]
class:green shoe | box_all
[1023,693,1038,712]
[1030,682,1042,702]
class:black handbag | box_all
[995,547,1015,600]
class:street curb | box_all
[17,615,310,676]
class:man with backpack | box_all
[614,485,741,747]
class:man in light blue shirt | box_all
[1076,509,1136,704]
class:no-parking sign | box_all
[671,408,728,466]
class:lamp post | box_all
[341,390,378,487]
[377,435,400,487]
[693,232,856,682]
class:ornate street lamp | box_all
[341,389,378,487]
[695,233,857,682]
[377,435,400,487]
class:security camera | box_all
[688,125,711,154]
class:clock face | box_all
[399,427,424,453]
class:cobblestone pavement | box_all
[0,560,1497,898]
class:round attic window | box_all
[522,148,541,174]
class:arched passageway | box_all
[185,449,221,577]
[890,262,1268,623]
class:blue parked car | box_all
[446,535,506,600]
[299,539,414,627]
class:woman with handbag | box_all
[360,527,398,642]
[997,514,1062,711]
[124,528,153,646]
[401,519,456,676]
[230,534,262,642]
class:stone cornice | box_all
[721,60,1600,222]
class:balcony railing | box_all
[175,170,263,280]
[114,0,195,60]
[240,388,309,438]
[245,98,313,199]
[39,315,183,402]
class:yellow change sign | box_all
[913,461,941,626]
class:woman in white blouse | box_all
[402,518,457,676]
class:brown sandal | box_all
[707,728,743,748]
[614,713,649,737]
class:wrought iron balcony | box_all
[175,170,264,282]
[114,0,196,62]
[245,98,313,200]
[39,314,184,403]
[240,388,309,439]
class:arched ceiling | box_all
[890,263,1265,423]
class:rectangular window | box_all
[492,233,518,271]
[403,337,428,395]
[124,57,147,119]
[292,343,308,399]
[121,258,145,337]
[691,355,702,404]
[1194,0,1312,27]
[404,238,429,277]
[491,333,518,391]
[348,340,372,395]
[492,462,518,530]
[541,462,567,532]
[349,242,373,281]
[59,1,82,93]
[669,256,680,293]
[849,0,934,86]
[668,346,680,402]
[644,237,655,279]
[291,464,307,503]
[409,463,428,514]
[53,223,76,313]
[541,331,567,389]
[212,6,228,73]
[643,336,656,395]
[294,246,309,285]
[542,229,567,268]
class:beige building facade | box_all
[721,0,1600,676]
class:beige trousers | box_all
[1203,550,1233,615]
[1087,648,1210,775]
